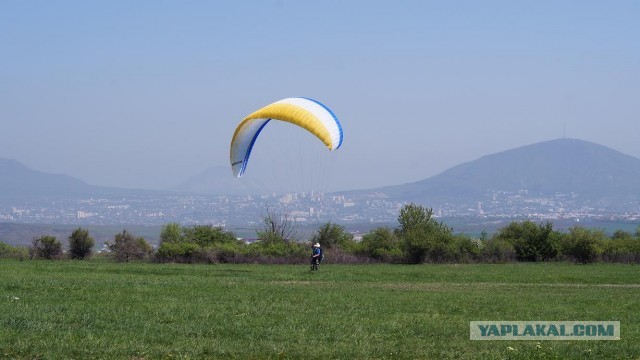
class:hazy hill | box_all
[373,138,640,204]
[0,157,266,201]
[0,158,98,201]
[4,138,640,205]
[168,166,270,196]
[0,157,157,202]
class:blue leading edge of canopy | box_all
[300,97,343,149]
[240,119,271,177]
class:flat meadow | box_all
[1,260,639,359]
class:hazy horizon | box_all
[2,1,639,192]
[3,136,639,195]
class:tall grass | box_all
[1,260,639,359]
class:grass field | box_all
[1,260,639,359]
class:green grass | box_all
[1,260,639,359]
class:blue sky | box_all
[1,1,639,191]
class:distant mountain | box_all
[369,138,640,205]
[168,166,270,196]
[0,158,97,200]
[5,138,640,208]
[0,157,271,201]
[0,157,156,202]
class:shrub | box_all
[156,225,243,263]
[600,238,640,263]
[401,222,456,263]
[480,238,516,263]
[0,242,27,259]
[182,225,238,248]
[451,235,481,263]
[358,227,402,262]
[248,238,307,258]
[155,242,202,263]
[396,203,432,238]
[68,227,95,260]
[394,203,456,263]
[106,230,152,262]
[30,235,62,260]
[311,222,355,250]
[560,226,605,264]
[213,242,247,263]
[494,221,559,261]
[160,222,182,244]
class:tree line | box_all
[2,203,640,264]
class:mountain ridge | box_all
[3,138,640,205]
[0,158,162,201]
[369,138,640,204]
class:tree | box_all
[561,226,605,264]
[182,225,238,247]
[106,230,152,262]
[156,224,241,263]
[402,224,455,263]
[396,203,432,238]
[311,222,354,249]
[481,238,516,263]
[30,235,62,260]
[68,227,94,259]
[395,203,455,263]
[160,222,182,244]
[0,241,27,259]
[258,207,296,243]
[600,230,640,263]
[612,229,633,241]
[494,221,559,261]
[359,227,402,261]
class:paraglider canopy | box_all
[230,97,343,178]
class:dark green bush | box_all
[358,227,402,262]
[106,230,152,262]
[30,235,62,260]
[155,241,201,263]
[600,237,640,263]
[248,238,307,258]
[560,227,604,264]
[182,225,239,247]
[480,238,516,263]
[451,235,481,263]
[311,222,355,250]
[68,227,94,260]
[494,221,559,261]
[0,242,27,259]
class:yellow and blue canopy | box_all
[230,97,343,177]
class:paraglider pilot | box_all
[311,242,322,270]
